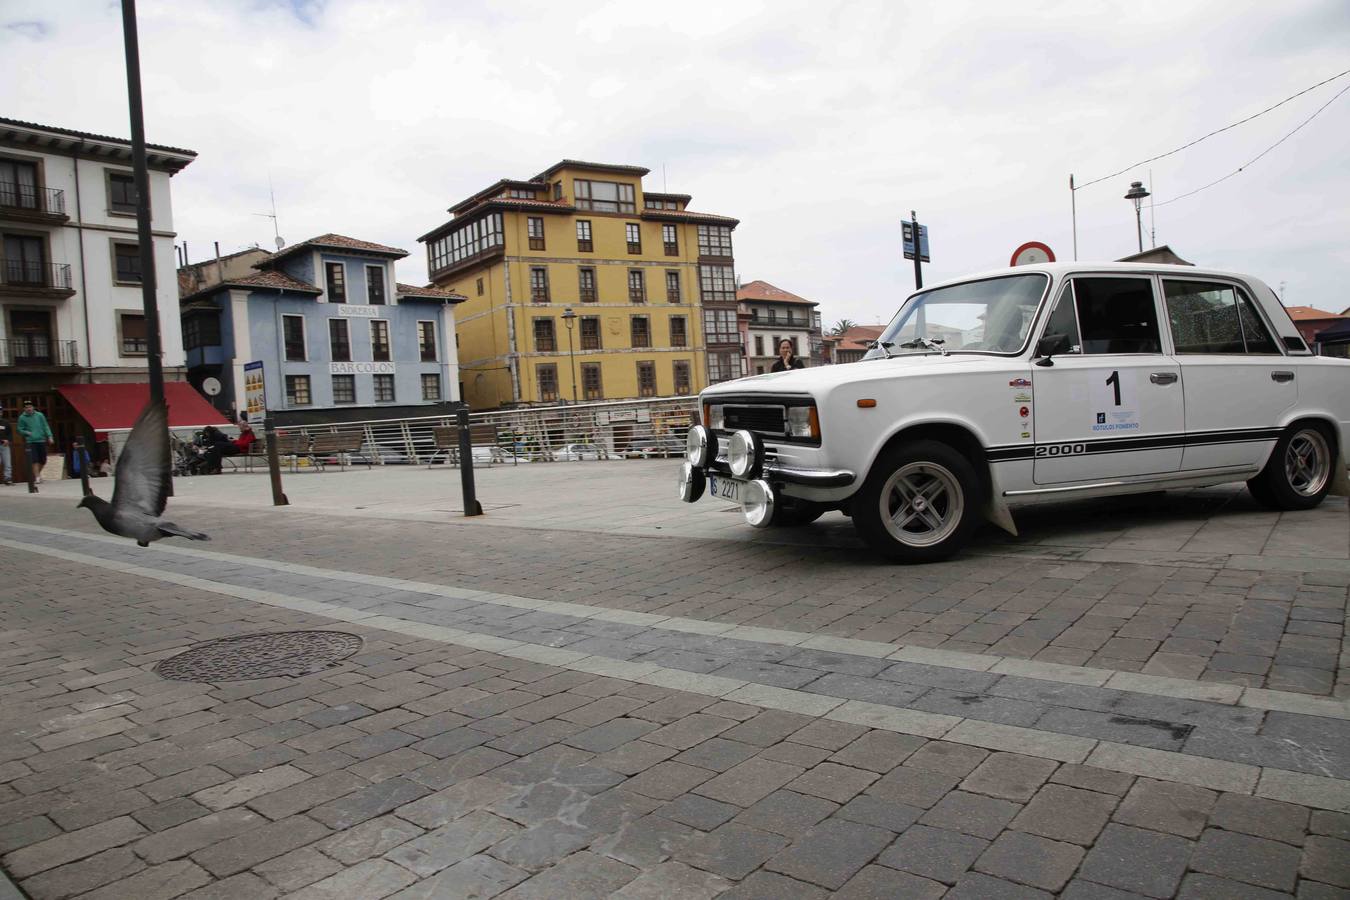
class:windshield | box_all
[864,273,1050,358]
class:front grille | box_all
[725,405,785,434]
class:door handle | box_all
[1271,371,1294,383]
[1149,372,1178,385]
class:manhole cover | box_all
[154,630,364,682]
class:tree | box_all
[831,319,857,336]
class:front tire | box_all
[852,440,982,563]
[1248,423,1336,510]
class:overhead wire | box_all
[1152,80,1350,207]
[1074,68,1350,192]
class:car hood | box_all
[702,354,1006,398]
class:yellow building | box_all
[419,160,741,409]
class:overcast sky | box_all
[3,0,1347,326]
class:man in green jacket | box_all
[17,399,54,492]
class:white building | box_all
[736,279,823,374]
[0,117,197,441]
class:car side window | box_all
[1041,284,1082,355]
[1070,277,1162,354]
[1164,280,1280,354]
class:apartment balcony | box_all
[0,338,80,369]
[0,260,76,299]
[0,182,69,224]
[749,314,811,328]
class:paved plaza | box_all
[0,461,1346,898]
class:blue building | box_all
[180,234,465,425]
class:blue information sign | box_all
[902,222,930,262]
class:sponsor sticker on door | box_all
[1090,368,1140,432]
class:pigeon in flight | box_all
[78,399,210,547]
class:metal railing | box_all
[268,396,700,466]
[1,260,73,290]
[0,181,66,216]
[0,338,79,367]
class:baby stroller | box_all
[172,432,211,477]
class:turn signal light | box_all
[857,399,877,408]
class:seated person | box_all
[202,423,256,473]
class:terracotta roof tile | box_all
[737,280,816,306]
[180,270,321,303]
[0,116,196,157]
[396,282,467,301]
[1284,305,1342,320]
[531,159,651,181]
[640,209,739,226]
[835,325,887,351]
[254,233,408,269]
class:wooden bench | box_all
[427,424,499,467]
[310,432,369,471]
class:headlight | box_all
[703,403,726,431]
[678,462,705,502]
[685,425,716,467]
[787,405,821,440]
[742,479,775,527]
[727,429,763,479]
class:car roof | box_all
[918,262,1267,294]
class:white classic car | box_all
[679,263,1350,563]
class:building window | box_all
[670,316,687,348]
[332,374,356,404]
[533,317,556,352]
[581,363,603,400]
[421,373,441,400]
[577,267,597,302]
[182,314,221,350]
[662,224,678,256]
[325,262,346,303]
[112,241,141,284]
[285,375,311,406]
[574,179,635,213]
[576,220,593,252]
[665,270,681,303]
[707,350,739,383]
[699,264,736,303]
[119,313,147,356]
[553,181,563,201]
[417,321,437,361]
[426,212,504,274]
[373,373,395,402]
[527,216,545,251]
[630,316,650,349]
[329,318,351,361]
[626,222,642,254]
[366,266,386,304]
[537,364,559,402]
[580,316,601,350]
[628,269,646,303]
[791,336,800,355]
[107,171,138,215]
[697,224,734,257]
[476,277,484,295]
[371,319,391,361]
[0,159,40,209]
[703,308,739,343]
[637,361,657,397]
[283,315,306,361]
[644,197,679,210]
[530,267,550,302]
[673,360,691,395]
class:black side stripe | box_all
[987,427,1282,463]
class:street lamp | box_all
[1124,181,1150,254]
[561,307,578,404]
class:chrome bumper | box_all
[709,458,855,488]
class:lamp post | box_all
[1124,181,1150,254]
[561,307,578,404]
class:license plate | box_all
[707,474,744,503]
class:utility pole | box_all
[120,0,164,408]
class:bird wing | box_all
[111,399,171,518]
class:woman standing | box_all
[771,339,805,372]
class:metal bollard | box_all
[457,406,482,516]
[263,415,289,506]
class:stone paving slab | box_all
[0,482,1346,898]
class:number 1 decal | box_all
[1105,370,1121,406]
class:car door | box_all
[1161,277,1295,471]
[1032,274,1185,485]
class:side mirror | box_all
[1034,333,1070,367]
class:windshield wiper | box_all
[897,337,948,356]
[868,340,895,359]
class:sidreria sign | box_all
[330,362,395,375]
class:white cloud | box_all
[2,0,1346,321]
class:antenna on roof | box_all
[253,175,285,250]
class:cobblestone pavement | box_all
[0,478,1347,898]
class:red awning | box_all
[58,382,231,438]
